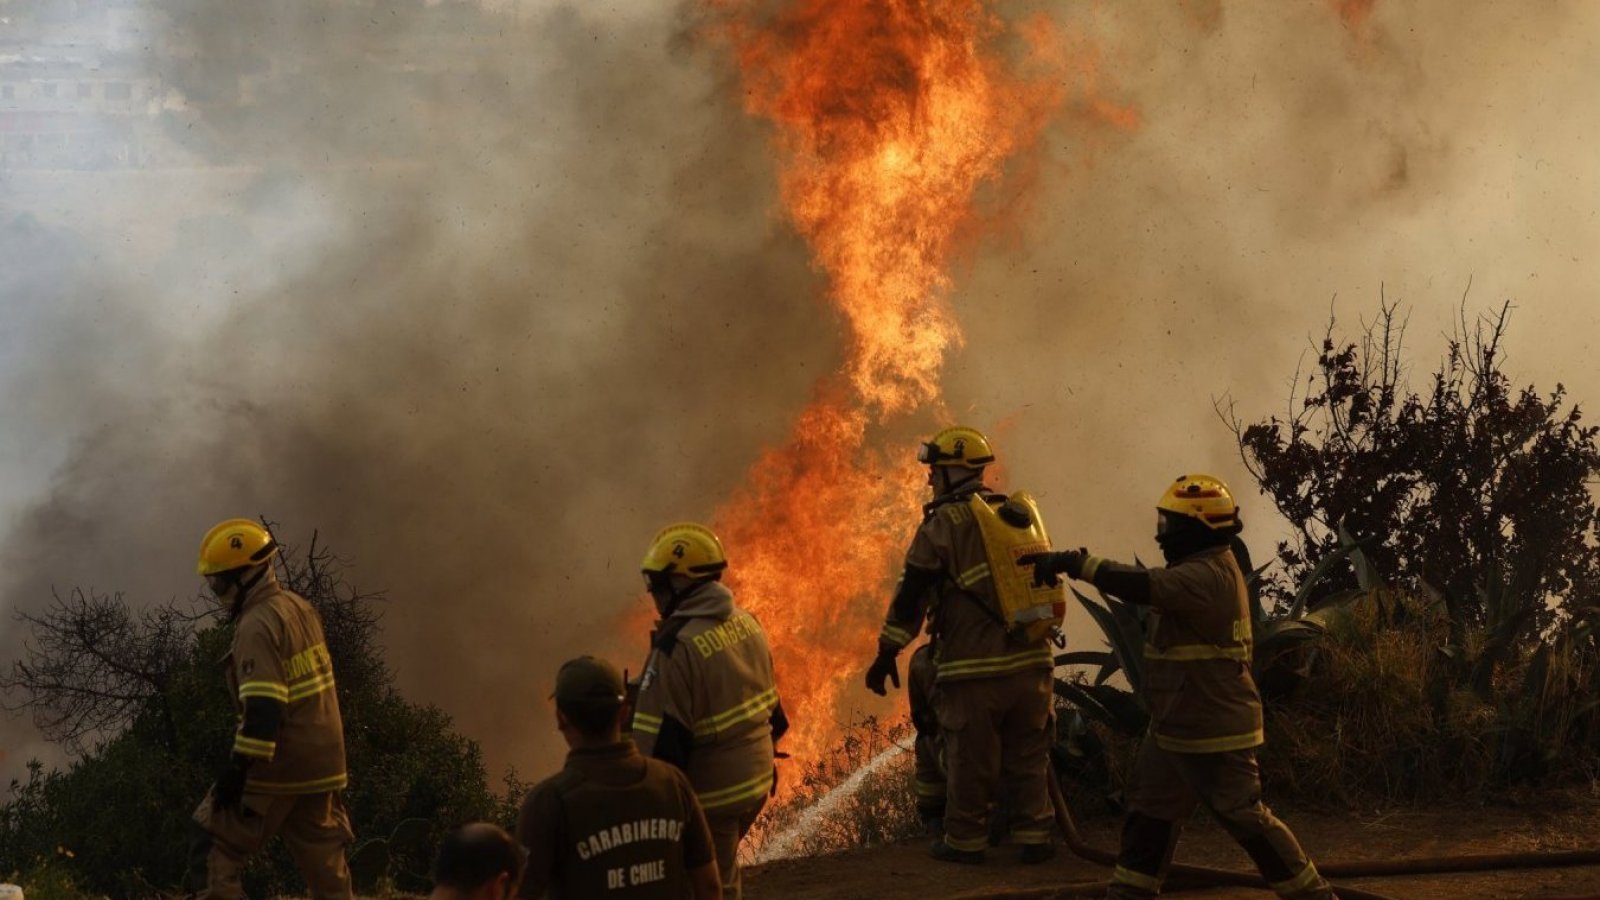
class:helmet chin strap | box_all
[650,572,714,618]
[1155,514,1238,564]
[933,466,982,497]
[224,564,271,620]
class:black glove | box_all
[1017,549,1087,587]
[212,755,251,814]
[865,649,901,696]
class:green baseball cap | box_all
[552,656,625,706]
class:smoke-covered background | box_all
[2,0,1597,782]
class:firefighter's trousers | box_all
[908,644,946,825]
[190,788,354,899]
[1107,740,1332,899]
[933,667,1054,852]
[708,797,765,900]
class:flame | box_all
[679,1,1131,787]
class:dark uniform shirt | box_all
[879,483,1054,681]
[517,741,715,899]
[1143,545,1263,753]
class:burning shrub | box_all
[0,529,512,896]
[743,715,921,863]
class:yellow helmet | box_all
[1156,474,1239,531]
[917,426,995,467]
[197,518,279,576]
[640,522,728,577]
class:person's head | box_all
[196,519,280,609]
[552,655,627,748]
[639,522,727,617]
[918,426,993,498]
[430,823,525,900]
[1154,474,1243,564]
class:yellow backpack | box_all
[968,490,1066,644]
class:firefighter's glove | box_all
[212,755,251,814]
[865,649,901,696]
[1017,549,1087,587]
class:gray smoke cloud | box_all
[944,0,1600,562]
[0,0,834,777]
[4,0,1600,782]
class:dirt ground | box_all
[745,800,1600,899]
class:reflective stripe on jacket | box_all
[631,582,779,813]
[224,573,348,794]
[879,483,1053,682]
[1143,546,1263,753]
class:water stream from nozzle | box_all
[751,744,908,864]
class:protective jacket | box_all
[631,581,782,816]
[517,741,714,899]
[1089,544,1261,754]
[225,571,347,794]
[1142,545,1262,752]
[878,482,1054,681]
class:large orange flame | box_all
[684,2,1133,789]
[690,0,1067,779]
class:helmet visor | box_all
[917,442,942,465]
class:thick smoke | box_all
[4,0,1600,781]
[0,0,835,776]
[944,0,1600,561]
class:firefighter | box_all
[517,656,720,899]
[188,519,353,899]
[630,523,786,900]
[1019,475,1335,900]
[864,426,1056,865]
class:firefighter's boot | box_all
[1106,812,1182,899]
[929,838,985,865]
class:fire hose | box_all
[1044,768,1600,899]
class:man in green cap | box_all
[517,656,721,899]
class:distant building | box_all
[0,1,183,168]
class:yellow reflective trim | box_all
[1113,865,1163,891]
[936,646,1054,679]
[1081,556,1104,582]
[943,833,988,852]
[287,672,336,701]
[631,712,663,735]
[237,681,289,702]
[1271,861,1323,896]
[696,770,773,810]
[244,773,348,795]
[693,687,779,737]
[881,624,914,646]
[957,563,991,587]
[1011,829,1050,844]
[232,735,276,760]
[914,779,947,798]
[1144,642,1251,662]
[1154,728,1265,753]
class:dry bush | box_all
[1261,592,1600,808]
[744,715,922,860]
